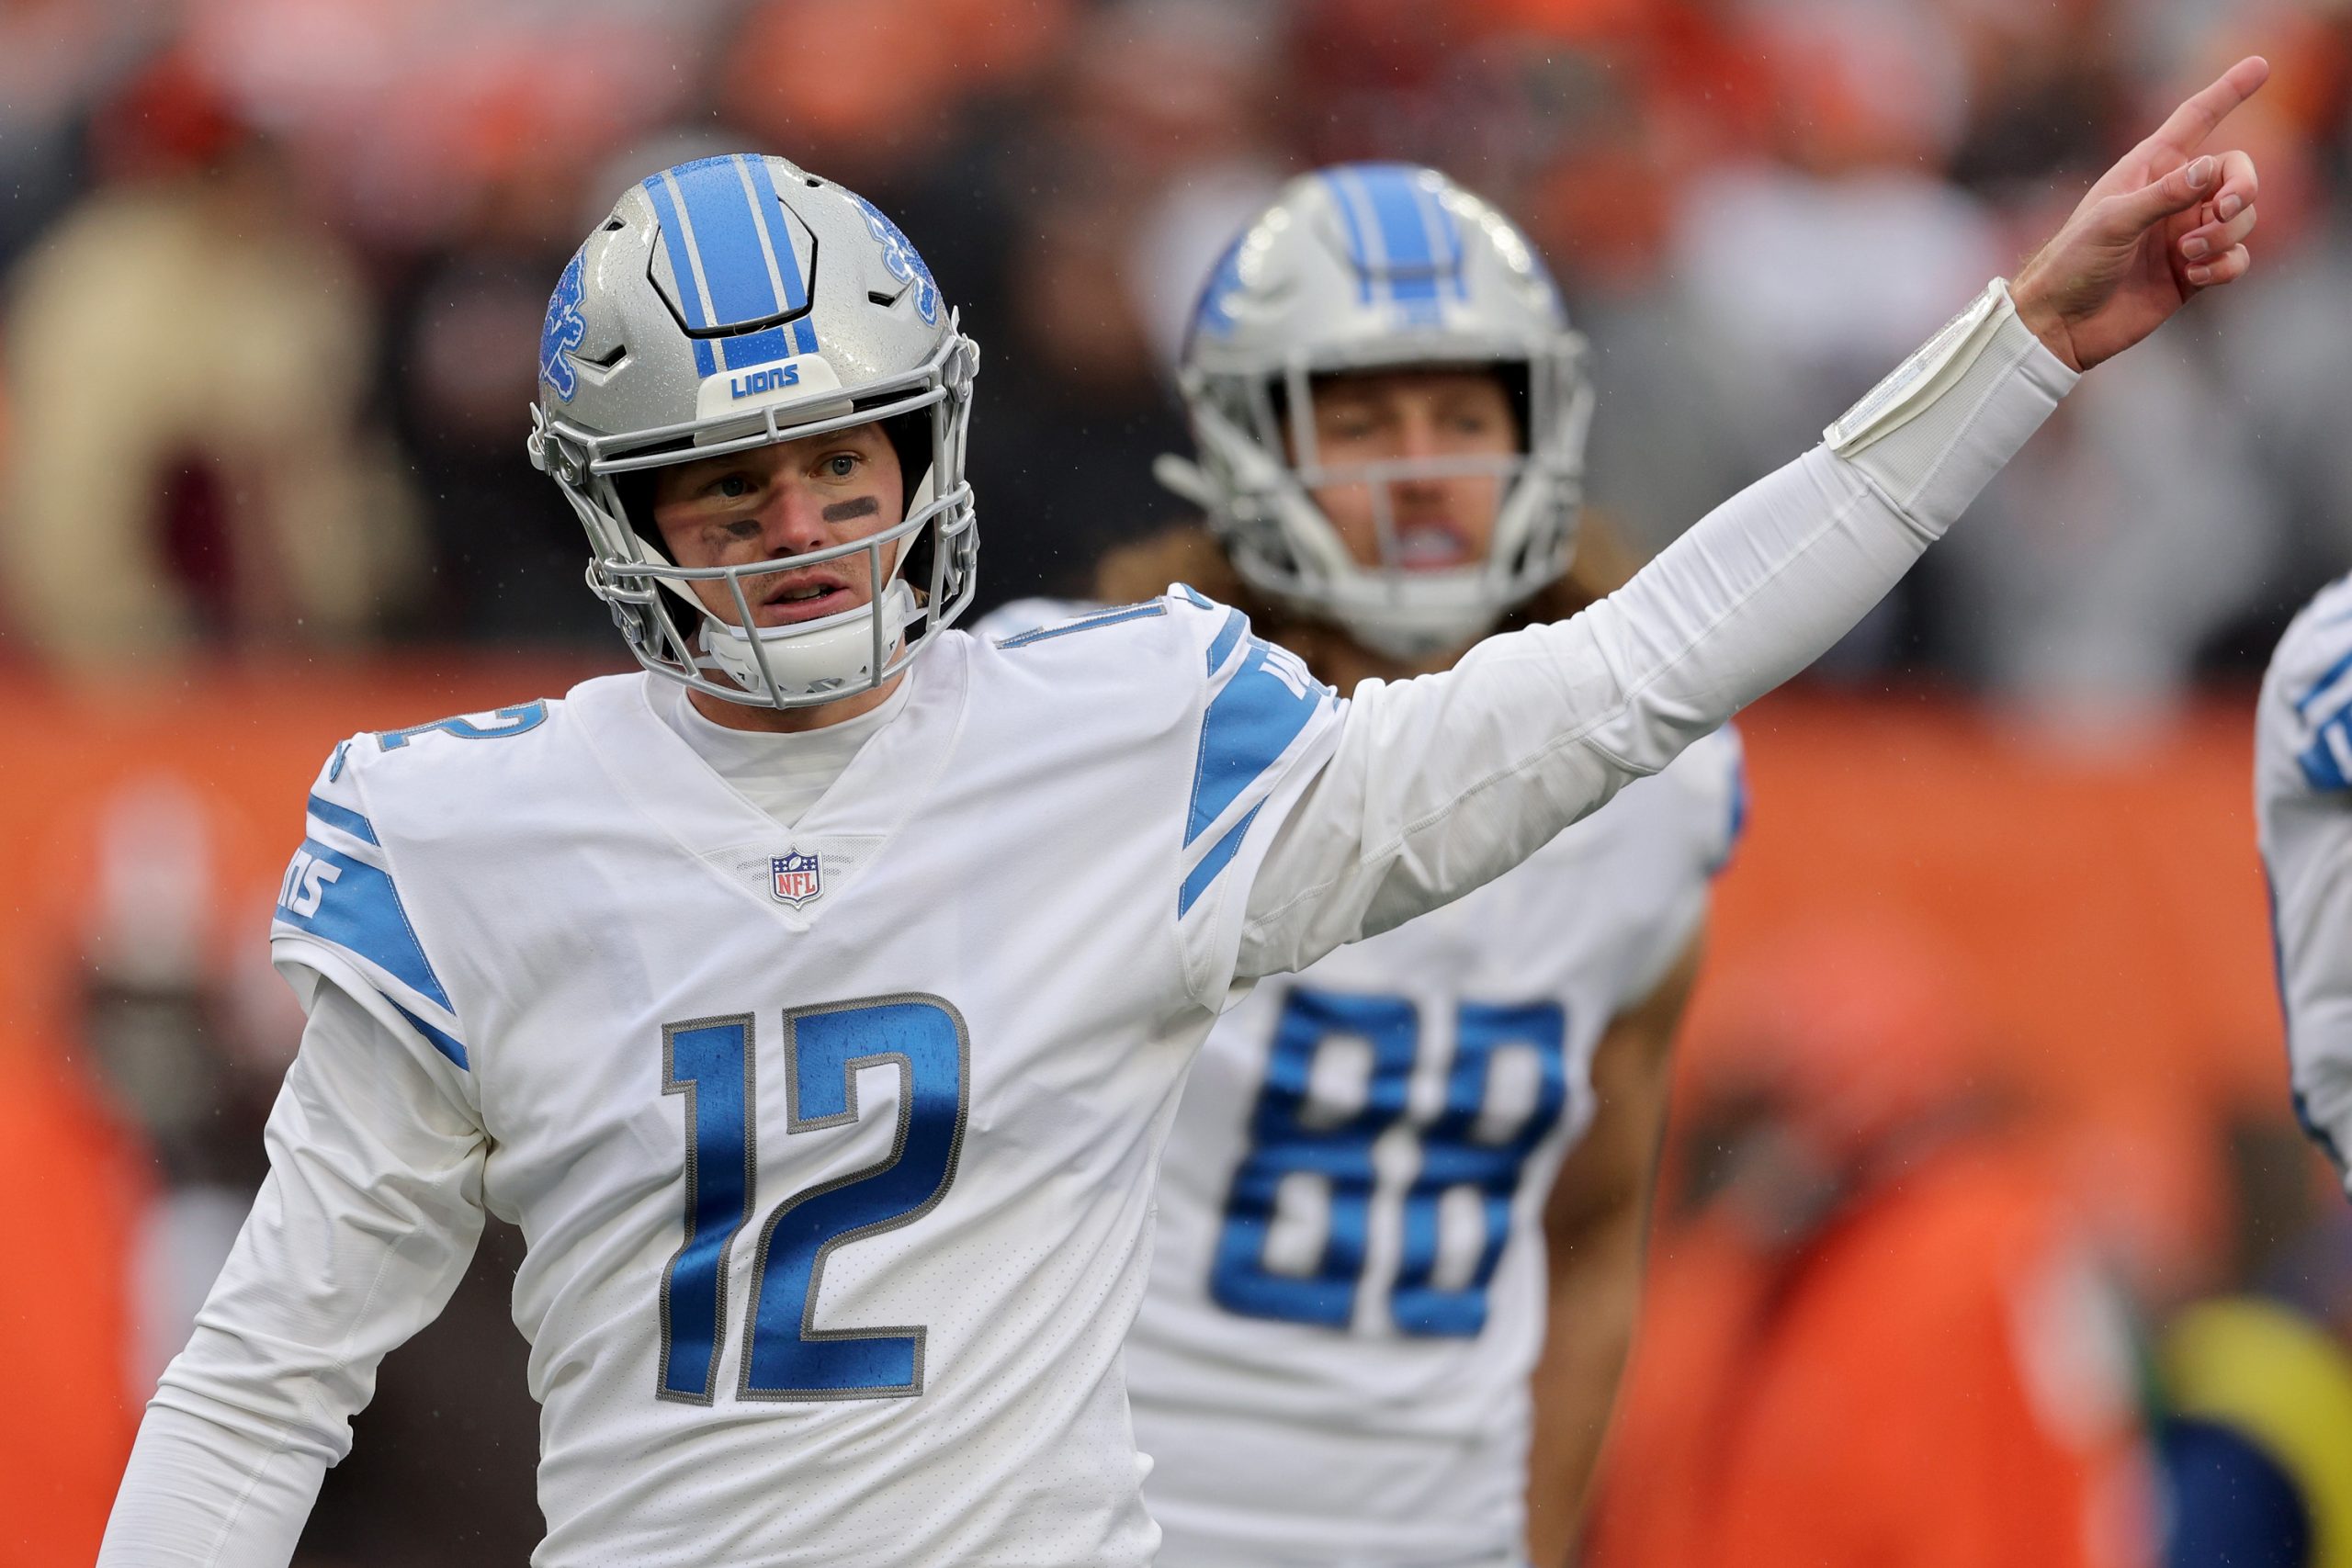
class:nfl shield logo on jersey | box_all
[771,850,823,908]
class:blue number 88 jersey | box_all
[1124,726,1742,1568]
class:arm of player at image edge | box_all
[96,965,491,1568]
[1521,930,1705,1568]
[1232,57,2267,982]
[2258,577,2352,1196]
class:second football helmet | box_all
[1159,163,1590,658]
[528,153,980,707]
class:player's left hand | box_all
[2011,55,2267,373]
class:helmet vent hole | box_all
[602,217,625,231]
[804,176,822,188]
[867,289,899,308]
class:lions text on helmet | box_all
[1158,162,1591,661]
[528,153,981,716]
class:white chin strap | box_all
[698,579,917,703]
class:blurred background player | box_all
[984,163,1741,1568]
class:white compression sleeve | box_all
[1237,285,2075,981]
[97,978,489,1567]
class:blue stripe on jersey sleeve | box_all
[306,793,379,845]
[1186,639,1325,848]
[994,603,1167,649]
[1204,607,1247,675]
[392,1001,469,1070]
[277,838,463,1057]
[1180,805,1261,918]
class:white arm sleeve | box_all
[97,973,490,1567]
[2256,576,2352,1190]
[1238,287,2075,980]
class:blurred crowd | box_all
[0,0,2342,728]
[9,0,2352,1562]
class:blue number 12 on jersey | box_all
[1212,986,1567,1337]
[656,995,969,1404]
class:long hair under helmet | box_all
[1156,163,1590,660]
[528,152,980,708]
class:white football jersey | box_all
[2256,573,2352,1190]
[245,593,1342,1567]
[1126,728,1741,1568]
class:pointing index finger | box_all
[2147,56,2271,157]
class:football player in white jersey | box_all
[99,58,2267,1568]
[2257,573,2352,1197]
[1069,164,1739,1568]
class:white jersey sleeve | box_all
[1236,300,2066,981]
[100,952,488,1565]
[2256,575,2352,1187]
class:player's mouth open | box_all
[757,574,855,625]
[1396,522,1473,570]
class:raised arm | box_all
[97,974,489,1567]
[1234,60,2266,981]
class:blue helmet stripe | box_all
[1354,165,1439,309]
[714,325,793,373]
[1424,182,1469,300]
[793,317,819,355]
[741,156,810,318]
[1320,171,1378,304]
[642,172,715,329]
[664,157,788,327]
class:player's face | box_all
[648,422,905,630]
[1302,369,1517,571]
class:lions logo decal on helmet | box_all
[539,249,588,402]
[848,192,941,326]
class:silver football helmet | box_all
[527,152,980,707]
[1158,163,1591,658]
